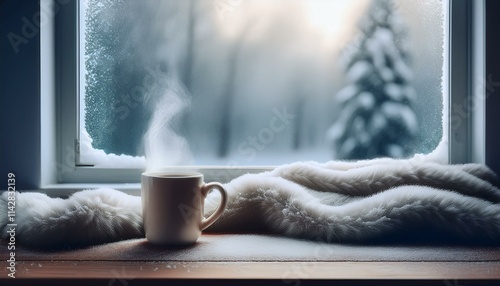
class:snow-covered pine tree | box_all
[327,0,418,160]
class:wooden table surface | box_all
[1,260,500,285]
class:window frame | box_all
[43,0,485,190]
[448,0,486,164]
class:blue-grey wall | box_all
[486,0,500,175]
[0,0,41,190]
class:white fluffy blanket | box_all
[1,157,500,249]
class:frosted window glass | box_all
[79,0,445,167]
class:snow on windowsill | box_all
[80,129,146,169]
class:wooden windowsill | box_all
[2,235,500,284]
[4,260,500,280]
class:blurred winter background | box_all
[80,0,445,167]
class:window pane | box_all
[80,0,446,168]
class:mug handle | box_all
[200,182,228,230]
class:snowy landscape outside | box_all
[80,0,446,168]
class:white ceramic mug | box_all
[141,171,228,245]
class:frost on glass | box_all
[81,0,445,167]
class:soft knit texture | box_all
[1,157,499,249]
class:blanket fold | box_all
[1,158,499,249]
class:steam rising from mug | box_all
[144,76,193,171]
